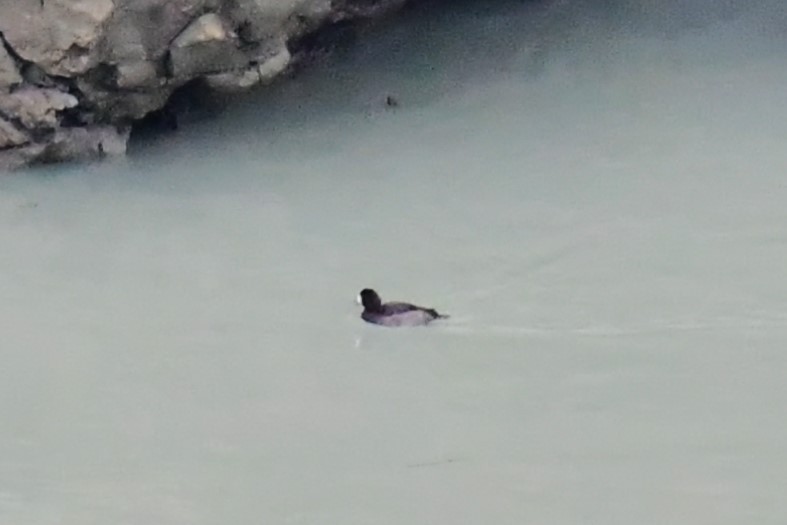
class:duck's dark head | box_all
[358,288,383,312]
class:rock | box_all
[0,87,78,129]
[0,117,30,148]
[0,124,127,170]
[115,60,162,90]
[100,0,216,64]
[0,44,23,89]
[42,125,129,162]
[225,0,333,44]
[173,13,234,47]
[203,44,291,91]
[20,63,58,88]
[0,0,114,76]
[0,144,46,172]
[204,67,262,92]
[169,14,249,79]
[258,45,292,83]
[0,0,415,170]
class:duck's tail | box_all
[427,309,450,319]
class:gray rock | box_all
[100,0,214,64]
[0,144,46,172]
[224,0,332,44]
[0,125,126,170]
[0,0,114,76]
[43,125,129,161]
[116,60,162,90]
[169,14,248,78]
[0,87,78,129]
[0,43,23,89]
[172,13,235,48]
[204,44,291,91]
[0,116,29,148]
[0,0,414,170]
[257,44,292,82]
[203,67,262,92]
[20,63,58,88]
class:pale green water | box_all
[2,1,787,523]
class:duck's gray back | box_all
[363,309,438,327]
[381,302,420,315]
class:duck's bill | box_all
[356,294,362,305]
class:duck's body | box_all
[358,289,447,327]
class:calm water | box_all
[2,1,787,523]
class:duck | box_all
[357,288,448,327]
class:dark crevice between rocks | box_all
[235,19,256,46]
[0,30,22,63]
[59,105,89,128]
[59,75,98,127]
[127,78,225,149]
[163,50,176,80]
[81,63,119,92]
[129,100,180,139]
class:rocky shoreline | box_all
[0,0,410,171]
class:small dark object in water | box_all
[385,95,399,108]
[357,288,448,327]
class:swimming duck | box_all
[357,288,448,327]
